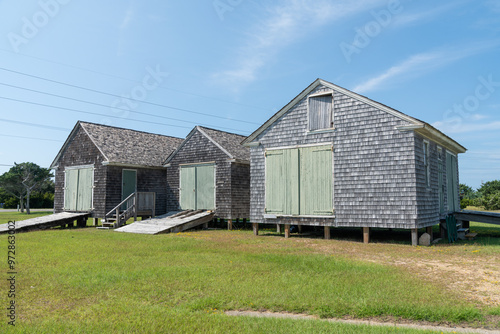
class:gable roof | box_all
[50,121,183,168]
[242,78,466,154]
[164,126,249,164]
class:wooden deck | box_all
[0,212,91,234]
[114,210,215,235]
[454,210,500,226]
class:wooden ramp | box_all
[0,212,91,234]
[114,210,214,235]
[454,210,500,226]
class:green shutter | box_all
[438,150,445,214]
[446,153,459,212]
[196,164,215,210]
[299,146,333,215]
[180,166,196,210]
[284,148,300,215]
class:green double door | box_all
[64,167,93,211]
[180,164,215,211]
[265,145,333,216]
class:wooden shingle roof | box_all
[197,126,249,161]
[51,121,183,168]
[164,126,249,164]
[242,78,466,154]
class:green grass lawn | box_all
[0,227,498,333]
[0,210,498,332]
[0,210,54,224]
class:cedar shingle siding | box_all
[166,126,250,220]
[244,79,465,230]
[51,122,182,218]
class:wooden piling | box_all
[426,226,433,242]
[363,227,370,244]
[411,228,418,246]
[227,219,233,231]
[324,226,330,240]
[284,224,291,238]
[252,223,259,236]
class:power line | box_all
[0,82,246,130]
[0,118,71,132]
[0,96,250,134]
[0,67,261,125]
[0,47,272,112]
[0,134,63,142]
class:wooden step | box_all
[465,232,478,240]
[457,228,470,240]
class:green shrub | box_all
[460,198,471,209]
[483,191,500,210]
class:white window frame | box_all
[307,91,334,133]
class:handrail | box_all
[106,192,136,217]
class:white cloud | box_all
[120,1,136,30]
[486,0,500,13]
[392,2,464,27]
[212,0,388,87]
[353,40,500,93]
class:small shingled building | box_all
[241,79,466,245]
[50,121,183,221]
[165,126,250,228]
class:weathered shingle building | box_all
[242,79,466,245]
[50,121,183,221]
[165,126,250,226]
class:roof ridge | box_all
[79,121,183,140]
[197,125,247,138]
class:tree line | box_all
[0,162,54,214]
[460,180,500,210]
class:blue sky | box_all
[0,0,499,189]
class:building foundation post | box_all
[363,227,370,244]
[284,224,291,238]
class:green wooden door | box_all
[265,149,300,215]
[180,164,215,210]
[299,145,333,215]
[446,153,459,212]
[77,167,93,211]
[64,169,79,211]
[265,145,333,216]
[122,170,137,210]
[180,166,196,210]
[64,167,93,211]
[265,150,285,214]
[196,164,215,210]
